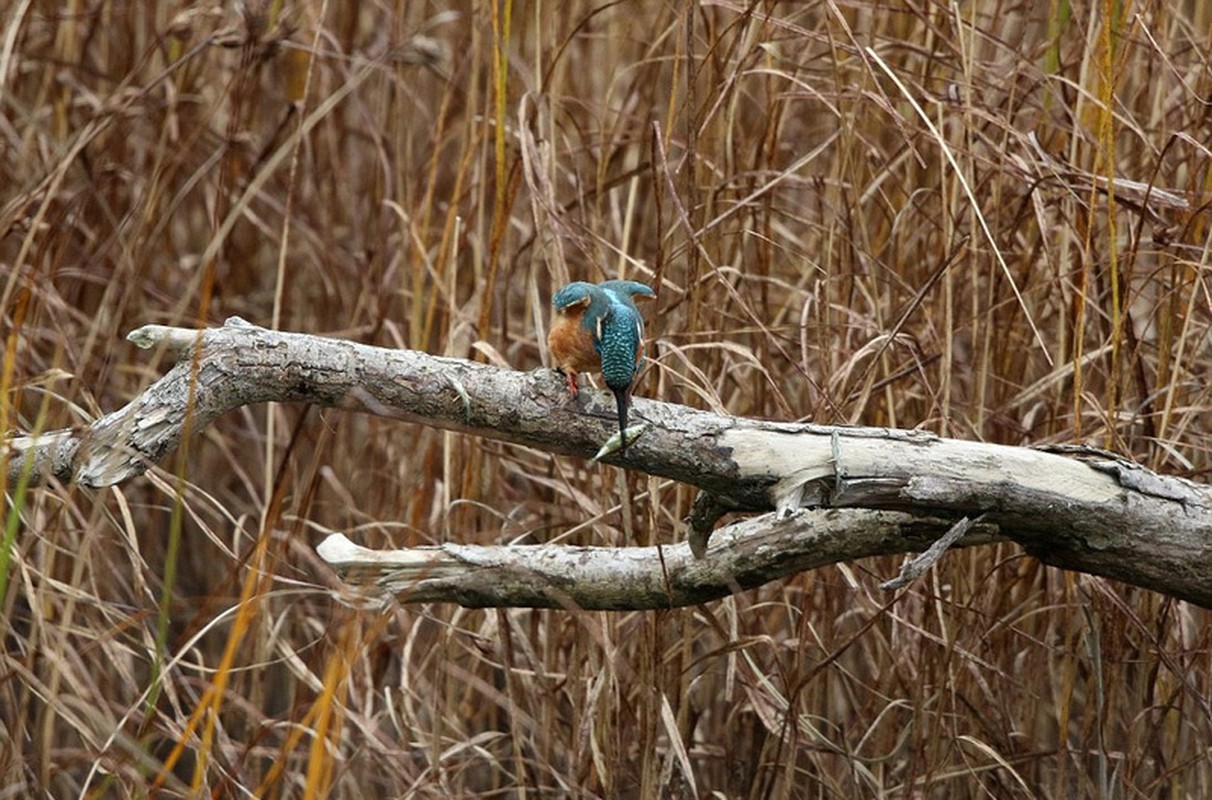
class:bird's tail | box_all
[612,386,631,451]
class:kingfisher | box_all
[548,279,656,452]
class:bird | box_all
[547,279,656,452]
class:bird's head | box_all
[551,282,598,312]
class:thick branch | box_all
[6,318,1212,608]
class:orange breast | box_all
[548,311,601,373]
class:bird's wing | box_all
[596,302,647,389]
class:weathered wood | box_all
[7,318,1212,608]
[317,511,1004,610]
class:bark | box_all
[6,318,1212,608]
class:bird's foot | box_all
[590,422,650,462]
[554,368,580,399]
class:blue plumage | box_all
[548,279,655,451]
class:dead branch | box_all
[317,510,1004,610]
[6,318,1212,609]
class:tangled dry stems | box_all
[3,1,1212,797]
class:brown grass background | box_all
[4,1,1212,797]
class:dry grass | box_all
[3,0,1212,797]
